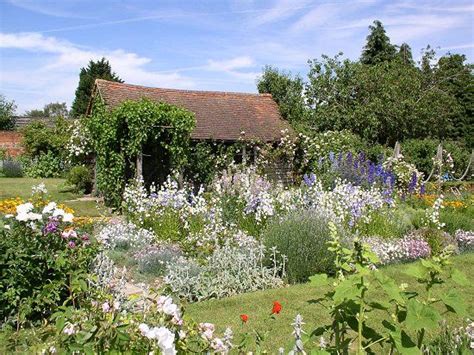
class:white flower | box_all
[139,324,176,355]
[53,208,65,218]
[42,202,57,214]
[211,337,226,352]
[63,323,76,335]
[28,213,43,221]
[199,322,215,340]
[16,212,29,222]
[4,214,13,218]
[4,225,10,230]
[113,300,121,311]
[63,213,74,223]
[154,327,176,354]
[139,323,150,336]
[16,202,33,215]
[157,296,181,320]
[102,302,110,312]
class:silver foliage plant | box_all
[164,242,285,302]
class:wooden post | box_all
[436,143,443,185]
[393,141,401,159]
[136,149,143,178]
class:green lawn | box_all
[187,253,474,351]
[0,177,107,217]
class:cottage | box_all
[87,79,293,185]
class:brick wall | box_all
[0,131,24,157]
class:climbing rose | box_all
[272,301,282,315]
[240,314,249,323]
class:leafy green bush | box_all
[67,165,93,193]
[20,118,70,158]
[263,210,336,283]
[440,207,474,234]
[2,159,23,177]
[402,138,470,176]
[0,202,98,323]
[358,208,414,238]
[413,227,457,255]
[24,151,64,178]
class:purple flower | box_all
[329,151,335,162]
[408,172,417,194]
[420,184,426,195]
[303,173,316,187]
[68,241,76,248]
[42,218,59,235]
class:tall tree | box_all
[0,94,17,130]
[71,58,122,117]
[360,20,397,65]
[397,43,415,66]
[435,54,474,147]
[306,55,458,145]
[257,66,308,129]
[26,102,69,118]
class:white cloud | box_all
[290,3,340,32]
[0,32,196,112]
[7,0,92,19]
[207,56,253,71]
[206,56,259,80]
[251,0,312,26]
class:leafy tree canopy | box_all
[26,102,69,118]
[257,66,308,129]
[0,94,17,130]
[71,58,123,118]
[258,20,473,147]
[360,20,397,65]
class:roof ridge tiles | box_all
[95,79,273,98]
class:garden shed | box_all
[87,79,293,186]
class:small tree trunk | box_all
[136,150,143,178]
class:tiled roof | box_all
[92,79,292,142]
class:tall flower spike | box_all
[290,314,306,354]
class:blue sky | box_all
[1,0,473,113]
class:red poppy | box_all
[272,301,282,314]
[240,314,249,323]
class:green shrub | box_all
[440,208,474,234]
[24,151,64,178]
[0,203,98,323]
[263,210,336,283]
[2,159,23,177]
[67,165,93,193]
[402,138,470,176]
[413,227,457,255]
[20,118,70,159]
[358,208,414,238]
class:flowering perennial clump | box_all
[363,234,431,265]
[454,230,474,252]
[97,220,154,249]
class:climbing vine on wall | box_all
[86,98,195,207]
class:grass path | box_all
[0,177,107,216]
[187,253,474,351]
